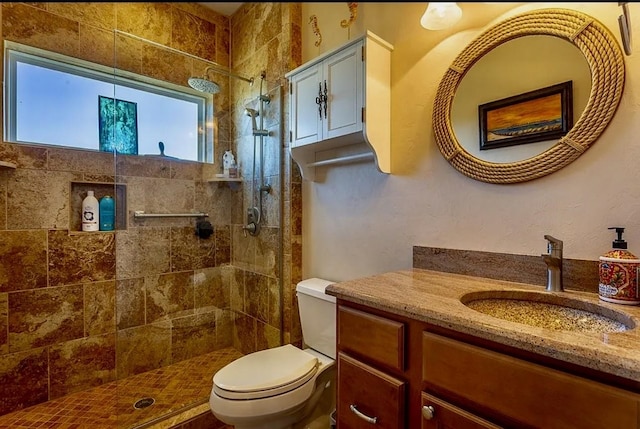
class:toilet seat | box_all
[213,344,319,400]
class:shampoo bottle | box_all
[228,160,238,178]
[99,195,115,231]
[82,191,99,232]
[598,227,640,305]
[223,150,235,177]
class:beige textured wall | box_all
[300,3,640,282]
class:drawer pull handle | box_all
[422,405,435,420]
[350,404,378,424]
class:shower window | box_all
[4,42,212,162]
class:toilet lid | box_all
[213,344,318,400]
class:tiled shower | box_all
[0,2,304,426]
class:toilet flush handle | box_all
[349,404,378,424]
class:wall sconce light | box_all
[420,2,462,30]
[618,2,632,55]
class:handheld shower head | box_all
[244,108,259,118]
[245,107,259,132]
[188,76,220,94]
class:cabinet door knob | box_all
[422,405,436,420]
[322,79,328,118]
[316,82,326,120]
[350,404,378,424]
[316,96,323,119]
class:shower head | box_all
[188,76,221,94]
[188,65,253,94]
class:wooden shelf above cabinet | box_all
[0,160,17,169]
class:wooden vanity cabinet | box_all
[335,300,640,429]
[338,353,406,428]
[337,305,405,371]
[422,331,640,429]
[421,392,502,429]
[336,305,408,428]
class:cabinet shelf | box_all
[207,177,242,183]
[306,152,374,168]
[207,177,242,190]
[0,160,17,169]
[286,30,393,181]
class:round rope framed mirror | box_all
[432,8,625,184]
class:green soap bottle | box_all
[99,196,115,231]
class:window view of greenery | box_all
[5,46,209,162]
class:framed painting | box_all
[478,81,573,151]
[98,95,138,155]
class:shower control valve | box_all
[247,207,260,224]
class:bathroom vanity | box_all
[327,269,640,428]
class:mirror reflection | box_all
[451,35,591,164]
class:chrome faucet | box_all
[542,235,563,292]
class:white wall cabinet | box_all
[289,42,362,147]
[286,31,393,181]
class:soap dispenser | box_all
[599,227,640,305]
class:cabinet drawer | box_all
[338,305,405,370]
[423,332,640,429]
[421,392,502,429]
[338,352,406,429]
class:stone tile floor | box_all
[0,347,243,428]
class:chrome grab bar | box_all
[134,211,208,219]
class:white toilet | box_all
[209,278,337,429]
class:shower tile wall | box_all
[229,2,304,353]
[0,2,302,417]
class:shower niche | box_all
[69,181,128,233]
[285,30,394,181]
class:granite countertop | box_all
[325,268,640,383]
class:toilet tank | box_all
[296,278,337,359]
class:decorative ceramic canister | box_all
[599,227,640,305]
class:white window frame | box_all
[3,41,214,163]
